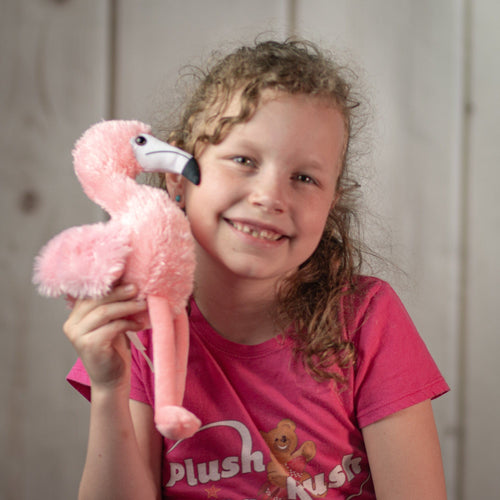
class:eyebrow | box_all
[222,137,257,150]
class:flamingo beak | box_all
[180,157,201,185]
[130,134,201,185]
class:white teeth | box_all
[230,221,282,241]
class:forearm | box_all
[79,386,159,500]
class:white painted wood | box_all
[0,1,110,498]
[3,1,498,499]
[294,1,463,497]
[462,1,500,498]
[112,0,291,122]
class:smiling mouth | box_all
[227,220,284,242]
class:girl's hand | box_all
[63,284,148,392]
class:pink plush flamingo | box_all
[33,120,201,439]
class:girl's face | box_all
[175,91,345,288]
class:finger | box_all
[64,284,142,334]
[76,298,147,337]
[64,296,147,342]
[79,318,144,349]
[70,284,140,320]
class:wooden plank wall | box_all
[1,1,497,498]
[1,1,110,499]
[461,1,500,499]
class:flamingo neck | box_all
[82,173,140,216]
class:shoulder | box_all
[342,275,433,374]
[342,276,406,337]
[351,275,399,301]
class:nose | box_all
[248,171,287,214]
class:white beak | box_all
[130,134,200,185]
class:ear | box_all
[279,419,296,431]
[165,173,185,199]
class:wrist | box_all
[90,380,131,405]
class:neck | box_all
[193,264,281,345]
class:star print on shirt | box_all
[205,484,221,498]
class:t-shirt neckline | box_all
[189,297,292,359]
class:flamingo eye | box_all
[135,135,147,146]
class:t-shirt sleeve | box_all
[66,330,155,406]
[352,281,449,428]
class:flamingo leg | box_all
[173,310,190,403]
[148,295,201,440]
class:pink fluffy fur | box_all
[34,222,131,298]
[33,120,201,439]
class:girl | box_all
[65,39,449,499]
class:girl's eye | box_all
[295,173,317,185]
[232,156,256,168]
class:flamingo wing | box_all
[33,222,132,298]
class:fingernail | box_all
[124,284,136,293]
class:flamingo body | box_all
[33,120,201,439]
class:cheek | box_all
[297,204,331,260]
[304,202,331,237]
[183,183,223,246]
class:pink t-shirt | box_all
[68,276,449,499]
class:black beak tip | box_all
[182,157,201,185]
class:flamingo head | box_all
[73,120,152,184]
[71,120,200,213]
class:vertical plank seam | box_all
[286,0,297,38]
[456,0,473,498]
[106,0,118,119]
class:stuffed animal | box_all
[33,120,201,440]
[260,419,316,492]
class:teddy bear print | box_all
[260,419,317,497]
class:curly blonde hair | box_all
[157,38,368,383]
